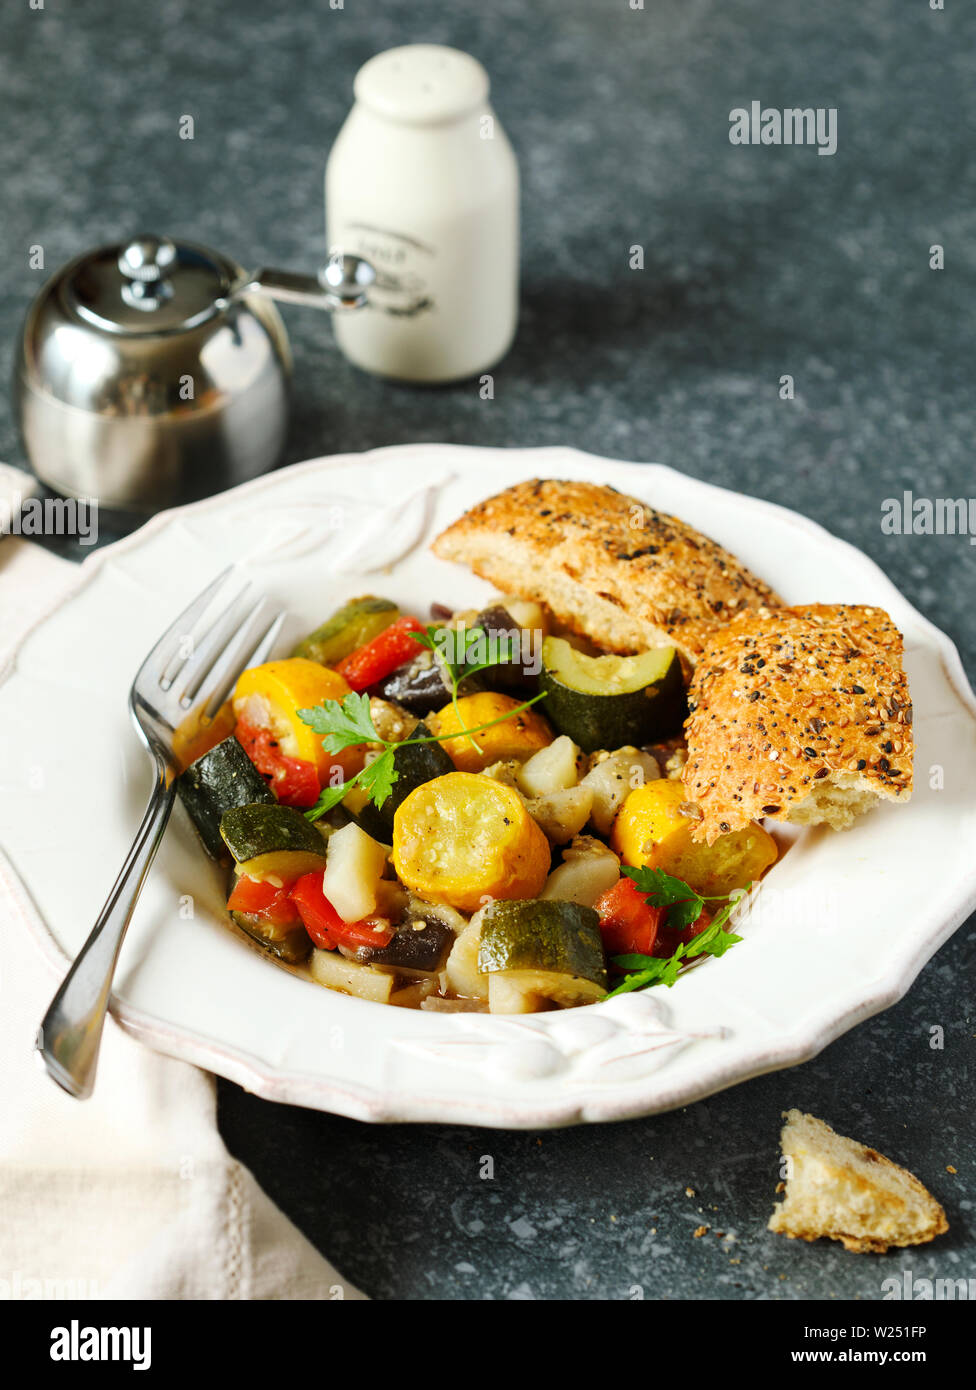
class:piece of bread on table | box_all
[682,603,913,843]
[769,1110,948,1254]
[431,479,781,663]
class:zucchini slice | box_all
[478,899,608,1004]
[229,910,312,965]
[539,638,686,753]
[292,596,399,667]
[176,736,274,862]
[354,723,455,840]
[220,802,327,874]
[487,971,606,1012]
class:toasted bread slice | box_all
[431,479,781,662]
[682,603,913,843]
[769,1110,948,1254]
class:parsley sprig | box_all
[413,623,518,688]
[298,678,546,822]
[413,624,518,754]
[605,866,749,997]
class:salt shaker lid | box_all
[353,44,490,127]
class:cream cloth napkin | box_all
[0,536,366,1300]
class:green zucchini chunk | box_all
[292,596,399,667]
[229,910,312,965]
[176,737,274,861]
[220,802,326,865]
[354,723,455,840]
[478,899,607,989]
[539,637,686,752]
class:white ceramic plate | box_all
[3,445,975,1127]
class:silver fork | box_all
[36,568,285,1099]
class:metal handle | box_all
[35,763,176,1099]
[232,252,375,313]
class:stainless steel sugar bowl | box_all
[15,234,373,513]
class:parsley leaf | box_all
[412,622,522,755]
[296,692,380,752]
[605,969,659,996]
[605,872,749,998]
[358,748,398,809]
[303,779,359,820]
[413,623,518,689]
[622,865,704,929]
[297,674,547,823]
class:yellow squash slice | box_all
[232,657,364,779]
[611,777,777,897]
[392,771,551,912]
[429,692,553,773]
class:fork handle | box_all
[35,765,176,1099]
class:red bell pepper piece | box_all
[288,872,342,949]
[335,616,427,692]
[235,721,320,808]
[652,906,712,959]
[288,872,396,952]
[331,916,397,950]
[594,878,666,958]
[227,876,302,928]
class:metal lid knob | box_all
[117,235,178,284]
[319,252,375,309]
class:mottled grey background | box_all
[2,0,973,1300]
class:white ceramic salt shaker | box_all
[326,44,519,383]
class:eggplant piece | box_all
[371,648,452,715]
[465,605,539,695]
[353,917,455,978]
[354,723,454,840]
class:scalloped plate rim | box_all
[4,442,975,1128]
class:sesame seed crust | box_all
[682,604,914,844]
[431,479,781,661]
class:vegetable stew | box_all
[175,593,779,1012]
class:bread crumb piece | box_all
[685,1186,696,1198]
[946,1165,957,1174]
[693,1225,708,1239]
[769,1109,948,1254]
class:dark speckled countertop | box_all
[2,0,973,1300]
